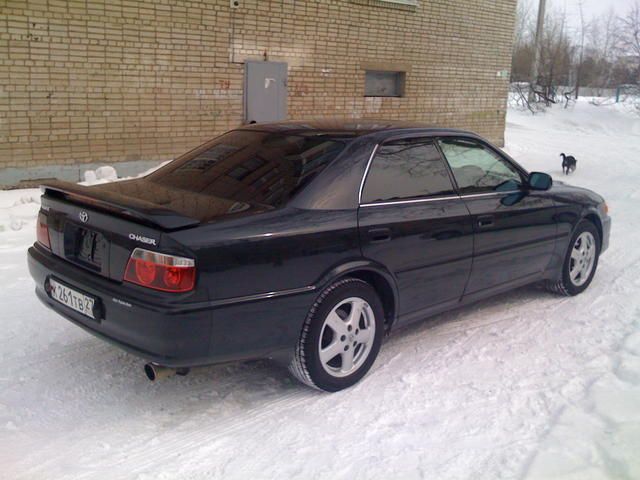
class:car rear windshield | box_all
[149,130,350,207]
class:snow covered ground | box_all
[1,99,639,480]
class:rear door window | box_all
[361,138,456,203]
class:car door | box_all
[358,137,474,321]
[437,137,557,297]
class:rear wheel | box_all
[289,278,384,392]
[546,220,600,296]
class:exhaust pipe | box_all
[144,363,190,381]
[144,363,182,382]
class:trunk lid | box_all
[42,179,268,230]
[40,178,268,282]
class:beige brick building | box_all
[0,0,517,187]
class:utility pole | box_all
[530,0,547,101]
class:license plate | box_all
[49,278,96,320]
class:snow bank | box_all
[81,165,118,185]
[79,161,169,186]
[0,160,169,241]
[0,165,126,240]
[0,165,125,236]
[0,190,41,251]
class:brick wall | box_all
[0,0,517,186]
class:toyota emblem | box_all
[79,211,89,223]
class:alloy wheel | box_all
[569,231,596,287]
[318,297,376,378]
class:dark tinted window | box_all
[150,130,349,207]
[438,138,523,194]
[361,139,455,203]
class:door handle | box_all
[477,216,494,228]
[368,228,392,243]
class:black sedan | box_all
[28,121,611,392]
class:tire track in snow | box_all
[15,386,315,480]
[519,314,640,480]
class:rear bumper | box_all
[28,246,312,367]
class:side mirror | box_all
[528,172,553,191]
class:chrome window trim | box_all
[360,195,461,208]
[459,191,516,199]
[357,140,518,208]
[358,144,380,205]
[360,190,519,207]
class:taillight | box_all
[124,248,195,293]
[36,212,51,250]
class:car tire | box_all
[546,220,601,296]
[289,278,384,392]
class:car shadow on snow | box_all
[25,282,557,422]
[384,283,549,348]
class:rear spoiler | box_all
[41,180,200,230]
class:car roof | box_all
[236,119,476,138]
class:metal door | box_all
[244,61,288,123]
[460,192,557,296]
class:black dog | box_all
[561,153,577,175]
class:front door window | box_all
[438,138,522,194]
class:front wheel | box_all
[289,278,384,392]
[547,220,600,296]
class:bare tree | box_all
[574,0,588,98]
[530,0,548,101]
[619,1,640,81]
[511,4,576,108]
[513,0,534,48]
[584,8,619,89]
[510,0,639,113]
[538,9,573,98]
[596,8,618,63]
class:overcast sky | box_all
[521,0,637,32]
